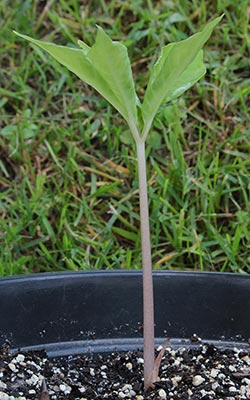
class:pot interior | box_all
[0,271,249,355]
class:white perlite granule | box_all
[192,375,205,386]
[158,388,167,399]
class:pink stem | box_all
[136,139,155,389]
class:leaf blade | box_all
[141,16,223,135]
[14,30,138,128]
[88,27,138,126]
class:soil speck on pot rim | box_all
[1,340,250,399]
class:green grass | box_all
[0,0,249,275]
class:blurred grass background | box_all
[0,0,249,275]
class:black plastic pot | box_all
[0,271,249,356]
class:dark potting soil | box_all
[1,340,250,400]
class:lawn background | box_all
[0,0,249,275]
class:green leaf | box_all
[141,15,223,136]
[112,226,138,242]
[14,28,138,129]
[160,49,206,103]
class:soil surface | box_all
[1,340,250,399]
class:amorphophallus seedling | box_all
[14,15,222,389]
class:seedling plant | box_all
[15,15,222,390]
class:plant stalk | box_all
[136,139,155,389]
